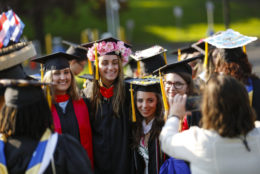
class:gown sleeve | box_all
[46,134,93,174]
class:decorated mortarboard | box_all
[0,79,52,108]
[63,40,88,61]
[131,45,167,76]
[82,37,132,80]
[203,29,257,49]
[125,77,160,122]
[125,77,161,93]
[31,52,78,71]
[0,42,36,71]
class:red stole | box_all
[51,98,94,169]
[100,86,114,98]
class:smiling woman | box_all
[31,52,94,170]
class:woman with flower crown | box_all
[82,37,133,174]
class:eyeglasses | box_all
[164,81,186,90]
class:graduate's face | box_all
[98,55,119,87]
[70,60,87,76]
[136,91,157,121]
[164,73,188,98]
[52,68,72,95]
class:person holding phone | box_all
[160,75,260,174]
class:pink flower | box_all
[104,42,115,53]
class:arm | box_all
[160,94,197,161]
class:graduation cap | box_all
[131,45,167,76]
[32,52,78,71]
[203,29,257,65]
[78,74,94,81]
[171,44,204,62]
[82,37,132,80]
[0,79,52,108]
[125,77,160,122]
[63,40,88,61]
[0,42,36,73]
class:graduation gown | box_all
[89,96,132,174]
[252,77,260,120]
[51,98,93,168]
[4,134,93,174]
[132,137,164,174]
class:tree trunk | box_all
[222,0,230,29]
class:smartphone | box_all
[185,96,201,112]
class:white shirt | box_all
[160,117,260,174]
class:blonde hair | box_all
[43,69,80,101]
[90,57,125,117]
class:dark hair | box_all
[132,92,164,148]
[215,48,259,84]
[0,94,53,140]
[202,75,256,137]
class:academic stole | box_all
[245,78,253,106]
[0,128,52,174]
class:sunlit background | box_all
[1,0,260,81]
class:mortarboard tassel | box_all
[177,49,181,61]
[243,45,247,54]
[203,42,208,68]
[40,64,44,82]
[159,70,169,121]
[130,83,136,122]
[46,85,52,108]
[88,59,93,74]
[163,52,167,64]
[94,44,99,80]
[137,61,141,77]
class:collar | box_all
[55,94,70,103]
[142,118,155,135]
[100,86,114,98]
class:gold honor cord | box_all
[94,44,99,80]
[163,52,167,64]
[203,42,208,68]
[159,71,169,121]
[130,83,136,122]
[177,49,181,61]
[243,45,247,54]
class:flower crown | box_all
[87,41,132,63]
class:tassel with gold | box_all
[159,70,169,121]
[88,59,93,75]
[46,85,52,108]
[203,42,208,68]
[40,64,44,82]
[94,44,99,80]
[163,52,167,64]
[177,49,181,61]
[243,45,247,54]
[137,61,141,77]
[130,83,136,122]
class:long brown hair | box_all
[43,69,80,101]
[214,48,258,85]
[132,92,164,148]
[202,75,256,137]
[90,57,125,117]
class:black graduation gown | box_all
[252,77,260,120]
[4,134,93,174]
[89,96,132,174]
[54,99,80,141]
[132,137,164,174]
